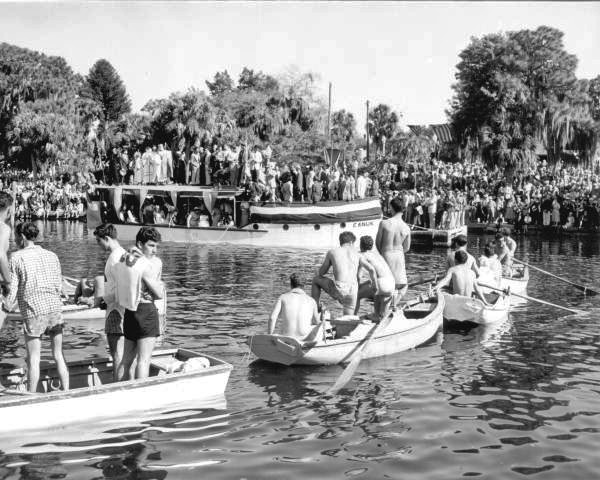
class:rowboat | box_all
[442,291,510,325]
[500,265,529,293]
[248,292,444,366]
[7,303,105,323]
[0,348,232,432]
[410,225,468,247]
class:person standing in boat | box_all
[355,235,396,319]
[269,274,320,340]
[376,197,411,305]
[3,222,69,392]
[93,223,127,381]
[115,227,165,380]
[494,233,514,276]
[312,231,369,316]
[446,234,480,277]
[500,228,517,256]
[434,250,490,305]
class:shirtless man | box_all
[494,233,513,275]
[435,250,489,304]
[501,228,517,256]
[446,234,480,277]
[355,235,396,319]
[269,274,319,339]
[312,231,364,315]
[376,197,411,305]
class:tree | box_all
[368,103,399,155]
[205,70,234,96]
[83,59,131,122]
[237,67,279,92]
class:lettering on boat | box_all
[352,221,375,228]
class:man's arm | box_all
[359,256,378,291]
[0,226,11,285]
[317,251,332,277]
[375,222,385,253]
[141,268,164,299]
[402,226,411,253]
[4,256,19,310]
[268,296,282,334]
[434,270,452,291]
[473,281,490,305]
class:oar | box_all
[408,224,435,232]
[478,283,582,314]
[513,258,598,296]
[327,297,423,395]
[408,271,446,288]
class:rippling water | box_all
[0,221,599,479]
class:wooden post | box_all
[327,82,332,167]
[366,100,370,166]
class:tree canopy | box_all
[82,59,131,123]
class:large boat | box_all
[248,292,443,366]
[87,185,382,249]
[0,348,232,432]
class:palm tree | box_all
[368,104,399,155]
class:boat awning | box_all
[249,198,382,224]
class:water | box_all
[1,222,599,479]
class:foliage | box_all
[449,26,595,171]
[237,67,279,92]
[205,70,234,96]
[367,103,400,154]
[82,59,131,123]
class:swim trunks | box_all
[375,275,395,296]
[124,303,159,341]
[323,279,358,310]
[23,312,63,338]
[105,309,123,336]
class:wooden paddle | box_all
[326,297,424,395]
[478,283,582,314]
[513,258,598,296]
[408,271,446,288]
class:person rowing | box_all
[435,250,490,305]
[500,227,517,256]
[446,234,480,277]
[494,233,514,276]
[312,231,373,316]
[355,235,396,320]
[376,196,411,305]
[478,242,502,287]
[269,273,319,340]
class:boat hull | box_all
[7,304,105,323]
[442,292,510,325]
[500,266,529,294]
[249,293,444,365]
[411,225,468,247]
[0,349,232,432]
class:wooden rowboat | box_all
[500,265,529,294]
[442,291,510,325]
[7,303,105,323]
[0,348,232,432]
[248,292,444,366]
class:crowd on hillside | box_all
[0,169,94,221]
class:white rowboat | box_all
[0,348,232,433]
[442,292,510,325]
[248,292,444,366]
[500,266,529,294]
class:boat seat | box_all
[150,356,183,375]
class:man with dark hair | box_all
[3,222,69,392]
[312,231,374,315]
[269,273,319,339]
[446,234,480,277]
[115,227,165,380]
[494,233,513,274]
[93,223,127,381]
[355,235,396,319]
[376,196,411,305]
[501,228,517,256]
[0,191,14,296]
[435,250,489,304]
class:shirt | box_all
[104,246,127,318]
[6,245,63,321]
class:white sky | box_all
[1,1,599,132]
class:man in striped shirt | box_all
[3,222,69,392]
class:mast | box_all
[366,100,370,166]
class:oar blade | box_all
[326,347,365,395]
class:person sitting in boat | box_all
[500,228,517,256]
[269,273,319,340]
[435,250,490,305]
[114,227,165,381]
[494,233,514,276]
[187,207,202,228]
[478,243,502,287]
[355,235,396,320]
[446,234,480,277]
[312,231,371,316]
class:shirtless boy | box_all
[269,274,319,339]
[376,197,411,305]
[446,234,480,277]
[312,231,364,315]
[435,250,489,305]
[355,235,396,319]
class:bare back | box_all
[361,250,393,279]
[450,265,476,297]
[274,290,318,339]
[326,246,360,285]
[376,215,411,285]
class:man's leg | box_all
[107,333,125,382]
[375,294,393,320]
[394,284,408,307]
[354,281,374,315]
[135,337,157,379]
[118,339,138,381]
[311,275,327,304]
[24,336,41,393]
[50,329,69,391]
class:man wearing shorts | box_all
[93,223,126,381]
[3,222,68,392]
[312,231,371,315]
[355,235,396,319]
[115,227,164,380]
[0,191,14,329]
[376,197,411,305]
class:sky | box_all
[0,1,599,133]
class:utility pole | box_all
[366,100,370,165]
[327,82,332,166]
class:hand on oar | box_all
[513,258,598,296]
[479,283,583,314]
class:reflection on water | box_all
[0,222,599,478]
